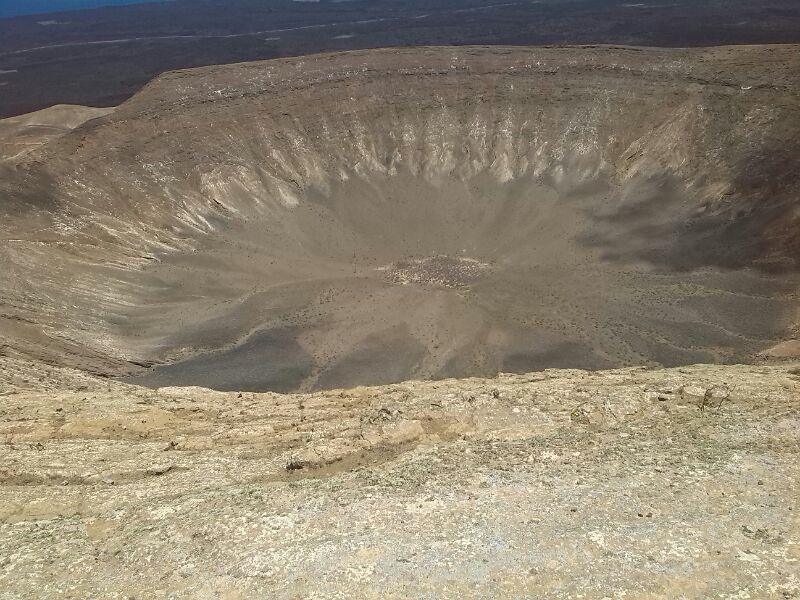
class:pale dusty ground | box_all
[1,356,798,598]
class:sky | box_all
[0,0,164,18]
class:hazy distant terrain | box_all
[0,0,158,18]
[1,0,800,117]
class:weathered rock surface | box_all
[1,357,798,598]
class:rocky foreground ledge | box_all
[1,357,798,598]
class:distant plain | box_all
[1,0,800,117]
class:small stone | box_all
[146,463,174,476]
[570,405,591,425]
[680,384,707,401]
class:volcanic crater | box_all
[1,45,799,392]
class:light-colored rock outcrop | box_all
[1,357,798,597]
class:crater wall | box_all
[1,46,798,391]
